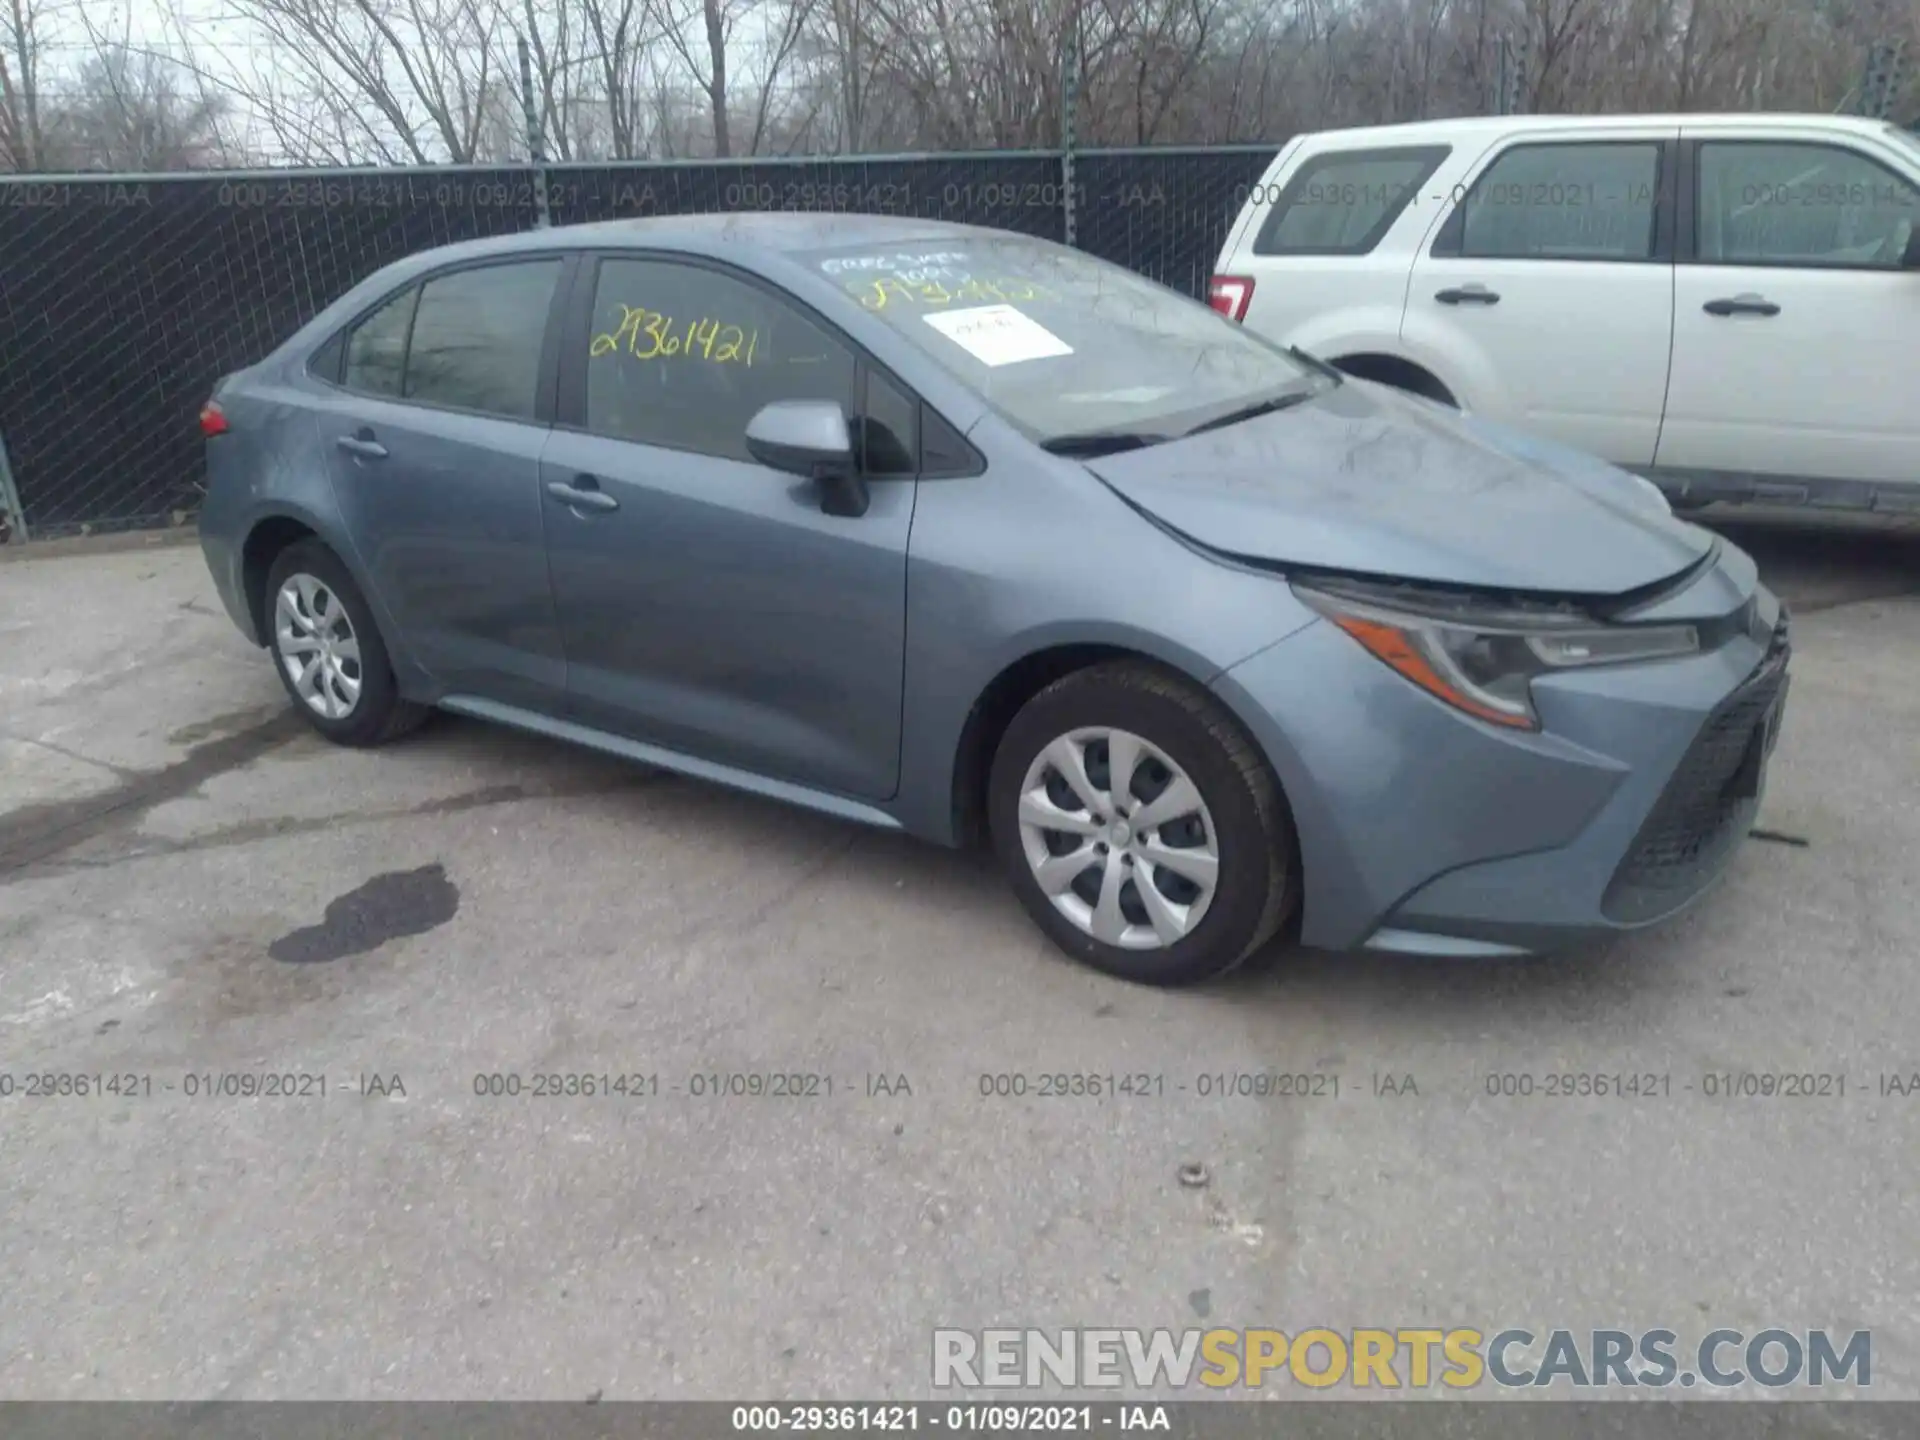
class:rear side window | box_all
[342,287,416,397]
[1453,142,1662,261]
[1253,146,1450,256]
[404,260,563,419]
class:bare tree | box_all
[220,0,511,164]
[55,45,234,169]
[0,0,61,169]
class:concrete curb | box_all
[0,526,200,565]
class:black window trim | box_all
[1676,135,1920,272]
[1251,144,1453,259]
[554,248,983,480]
[305,252,576,426]
[1430,137,1677,264]
[306,327,347,386]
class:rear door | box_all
[538,252,919,803]
[1402,127,1678,465]
[1656,125,1920,493]
[314,256,570,711]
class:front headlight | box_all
[1293,579,1700,731]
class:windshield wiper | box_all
[1181,388,1314,438]
[1287,344,1345,383]
[1039,430,1173,457]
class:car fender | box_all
[235,498,435,697]
[1286,308,1413,368]
[1394,317,1506,421]
[896,607,1318,849]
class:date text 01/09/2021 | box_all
[730,1404,1169,1432]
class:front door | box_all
[1403,128,1678,466]
[540,254,917,802]
[317,257,569,709]
[1656,127,1920,490]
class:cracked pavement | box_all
[1,510,1918,1402]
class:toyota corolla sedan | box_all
[197,213,1790,986]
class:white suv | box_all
[1210,114,1920,512]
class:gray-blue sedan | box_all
[196,214,1790,985]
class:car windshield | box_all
[800,235,1325,445]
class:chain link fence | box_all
[0,145,1274,541]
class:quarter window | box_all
[1696,141,1920,268]
[1254,147,1449,256]
[402,260,562,419]
[584,257,858,464]
[860,369,918,476]
[1458,142,1662,261]
[341,287,415,397]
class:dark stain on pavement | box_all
[166,701,287,746]
[0,709,305,875]
[269,863,460,964]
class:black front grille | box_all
[1601,613,1790,924]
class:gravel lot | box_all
[1,510,1917,1403]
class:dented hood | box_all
[1082,379,1715,597]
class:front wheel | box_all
[987,662,1298,987]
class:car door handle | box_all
[1703,294,1780,318]
[335,431,387,459]
[546,478,619,513]
[1434,285,1500,305]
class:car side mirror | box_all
[1902,222,1920,270]
[745,400,868,518]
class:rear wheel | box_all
[987,661,1297,987]
[264,540,428,747]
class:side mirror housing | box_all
[745,400,868,517]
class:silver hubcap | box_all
[1016,727,1220,951]
[274,573,362,720]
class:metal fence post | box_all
[1860,39,1909,120]
[1061,10,1080,247]
[517,28,552,229]
[0,426,26,543]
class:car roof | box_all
[1293,113,1902,145]
[392,212,1012,270]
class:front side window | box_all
[801,236,1324,446]
[585,257,858,464]
[1254,147,1449,256]
[403,259,563,419]
[1458,142,1661,261]
[1696,141,1919,268]
[342,287,416,397]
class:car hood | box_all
[1082,378,1715,597]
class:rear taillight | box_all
[1208,275,1254,322]
[199,400,229,437]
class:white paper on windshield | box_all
[921,304,1072,367]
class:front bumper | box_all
[1210,556,1790,956]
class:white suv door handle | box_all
[1703,294,1780,318]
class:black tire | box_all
[262,539,430,747]
[986,661,1298,987]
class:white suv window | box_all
[1252,146,1450,256]
[1696,141,1920,269]
[1452,142,1662,261]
